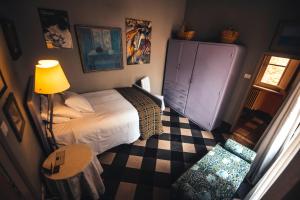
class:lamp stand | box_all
[48,94,58,150]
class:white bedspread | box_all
[53,89,140,154]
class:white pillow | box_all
[63,91,95,113]
[41,94,83,119]
[40,112,70,124]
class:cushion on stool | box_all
[224,139,256,163]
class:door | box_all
[0,165,23,200]
[164,40,198,114]
[0,142,32,199]
[176,41,198,88]
[231,54,299,147]
[164,40,182,83]
[185,43,235,130]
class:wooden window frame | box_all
[255,55,298,93]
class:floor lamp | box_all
[34,60,70,150]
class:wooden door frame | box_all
[0,147,25,199]
[0,129,40,199]
[230,51,300,131]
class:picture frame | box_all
[270,21,300,56]
[75,24,123,73]
[3,93,25,142]
[0,70,7,97]
[38,8,73,49]
[0,19,22,60]
[126,18,152,65]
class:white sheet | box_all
[53,89,140,154]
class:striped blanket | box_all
[116,87,163,139]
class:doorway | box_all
[227,54,300,148]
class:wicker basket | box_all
[221,30,239,43]
[178,31,196,40]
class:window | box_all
[260,56,289,86]
[255,55,299,93]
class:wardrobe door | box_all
[185,43,235,130]
[176,41,198,88]
[164,40,198,114]
[164,40,182,83]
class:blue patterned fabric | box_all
[224,139,256,163]
[172,142,256,200]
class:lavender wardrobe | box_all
[163,39,245,130]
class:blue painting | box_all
[75,25,123,72]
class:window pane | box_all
[261,64,285,86]
[269,56,290,66]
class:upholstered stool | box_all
[172,139,256,200]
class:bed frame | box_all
[25,77,51,155]
[25,77,162,156]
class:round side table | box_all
[42,144,105,200]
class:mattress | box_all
[53,89,140,154]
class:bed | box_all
[26,77,162,155]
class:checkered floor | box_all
[98,107,225,200]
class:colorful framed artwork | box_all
[75,25,123,72]
[38,8,73,49]
[126,18,152,65]
[270,21,300,56]
[0,70,7,97]
[1,19,22,60]
[3,93,25,142]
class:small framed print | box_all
[3,93,25,142]
[1,19,22,60]
[270,21,300,56]
[0,70,7,97]
[38,8,73,49]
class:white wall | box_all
[0,0,186,197]
[6,0,186,95]
[184,0,300,124]
[263,151,300,199]
[0,28,43,198]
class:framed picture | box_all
[1,19,22,60]
[75,25,123,72]
[3,93,25,142]
[270,21,300,56]
[0,70,7,97]
[38,8,73,49]
[126,18,152,65]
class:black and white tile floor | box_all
[98,107,226,200]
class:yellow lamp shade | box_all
[34,60,70,94]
